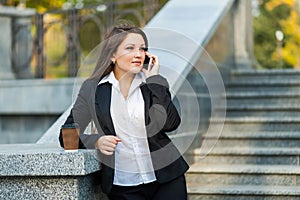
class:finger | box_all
[146,54,157,61]
[152,56,159,66]
[145,52,157,62]
[100,143,116,153]
[103,146,116,152]
[105,142,117,149]
[107,136,121,145]
[146,55,158,67]
[100,149,114,156]
[112,136,122,143]
[145,51,152,57]
[101,138,116,147]
[116,138,122,143]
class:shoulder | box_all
[79,78,100,93]
[144,75,170,89]
[81,78,99,89]
[77,78,99,100]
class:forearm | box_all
[146,75,181,132]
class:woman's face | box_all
[112,33,146,79]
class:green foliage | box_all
[4,0,65,11]
[254,0,300,69]
[79,19,101,55]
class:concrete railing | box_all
[0,6,35,79]
[0,0,254,199]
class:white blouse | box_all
[99,71,156,186]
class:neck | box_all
[114,71,135,98]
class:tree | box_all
[3,0,65,11]
[254,0,293,69]
[254,0,300,69]
[3,0,104,11]
[266,0,300,68]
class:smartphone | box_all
[143,55,153,70]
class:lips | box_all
[132,61,142,66]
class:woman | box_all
[59,23,189,200]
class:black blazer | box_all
[59,75,189,194]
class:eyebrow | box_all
[125,43,146,46]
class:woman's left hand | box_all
[142,52,159,78]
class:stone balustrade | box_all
[0,143,107,199]
[0,6,35,79]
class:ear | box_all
[111,55,116,64]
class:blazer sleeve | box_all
[59,79,101,149]
[145,75,181,132]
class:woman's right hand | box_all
[142,52,159,78]
[95,135,121,155]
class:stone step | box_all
[187,147,300,165]
[221,92,300,116]
[211,117,300,132]
[186,164,300,186]
[226,97,300,107]
[223,105,300,110]
[229,79,300,86]
[202,131,300,147]
[218,105,300,117]
[225,91,300,106]
[186,69,300,199]
[212,131,300,139]
[231,69,300,75]
[225,91,300,98]
[226,79,300,93]
[230,69,300,80]
[188,185,300,200]
[227,86,300,93]
[226,86,300,93]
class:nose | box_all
[134,48,142,57]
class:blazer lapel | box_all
[95,82,116,136]
[140,84,150,125]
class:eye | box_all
[126,46,134,50]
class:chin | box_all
[129,66,142,74]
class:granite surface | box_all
[0,143,101,176]
[0,143,106,200]
[0,175,104,200]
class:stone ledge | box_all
[0,143,101,176]
[225,92,300,98]
[0,78,83,114]
[193,147,300,155]
[188,185,300,195]
[188,164,300,174]
[0,6,36,17]
[231,69,300,75]
[229,79,300,86]
[223,105,300,110]
[204,131,300,139]
[211,117,300,122]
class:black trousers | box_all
[107,175,187,200]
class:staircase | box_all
[186,69,300,199]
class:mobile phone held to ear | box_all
[143,55,153,71]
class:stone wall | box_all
[0,78,82,144]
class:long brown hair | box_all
[89,22,148,80]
